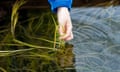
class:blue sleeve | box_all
[48,0,72,13]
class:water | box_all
[70,6,120,72]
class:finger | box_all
[59,25,65,36]
[59,23,72,40]
[64,32,73,41]
[60,22,72,39]
[65,36,72,41]
[59,28,72,40]
[59,30,70,40]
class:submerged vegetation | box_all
[0,0,74,72]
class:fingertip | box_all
[59,34,73,41]
[65,35,73,41]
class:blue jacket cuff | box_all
[49,0,72,13]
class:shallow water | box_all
[70,6,120,72]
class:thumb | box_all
[59,25,65,36]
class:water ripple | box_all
[70,6,120,72]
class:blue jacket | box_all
[48,0,72,13]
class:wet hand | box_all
[57,7,73,41]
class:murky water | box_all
[70,6,120,72]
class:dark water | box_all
[70,6,120,72]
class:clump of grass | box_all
[0,0,74,72]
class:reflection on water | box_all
[70,6,120,72]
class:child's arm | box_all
[48,0,73,41]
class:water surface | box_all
[70,6,120,72]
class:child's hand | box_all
[57,7,73,41]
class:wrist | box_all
[57,7,69,12]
